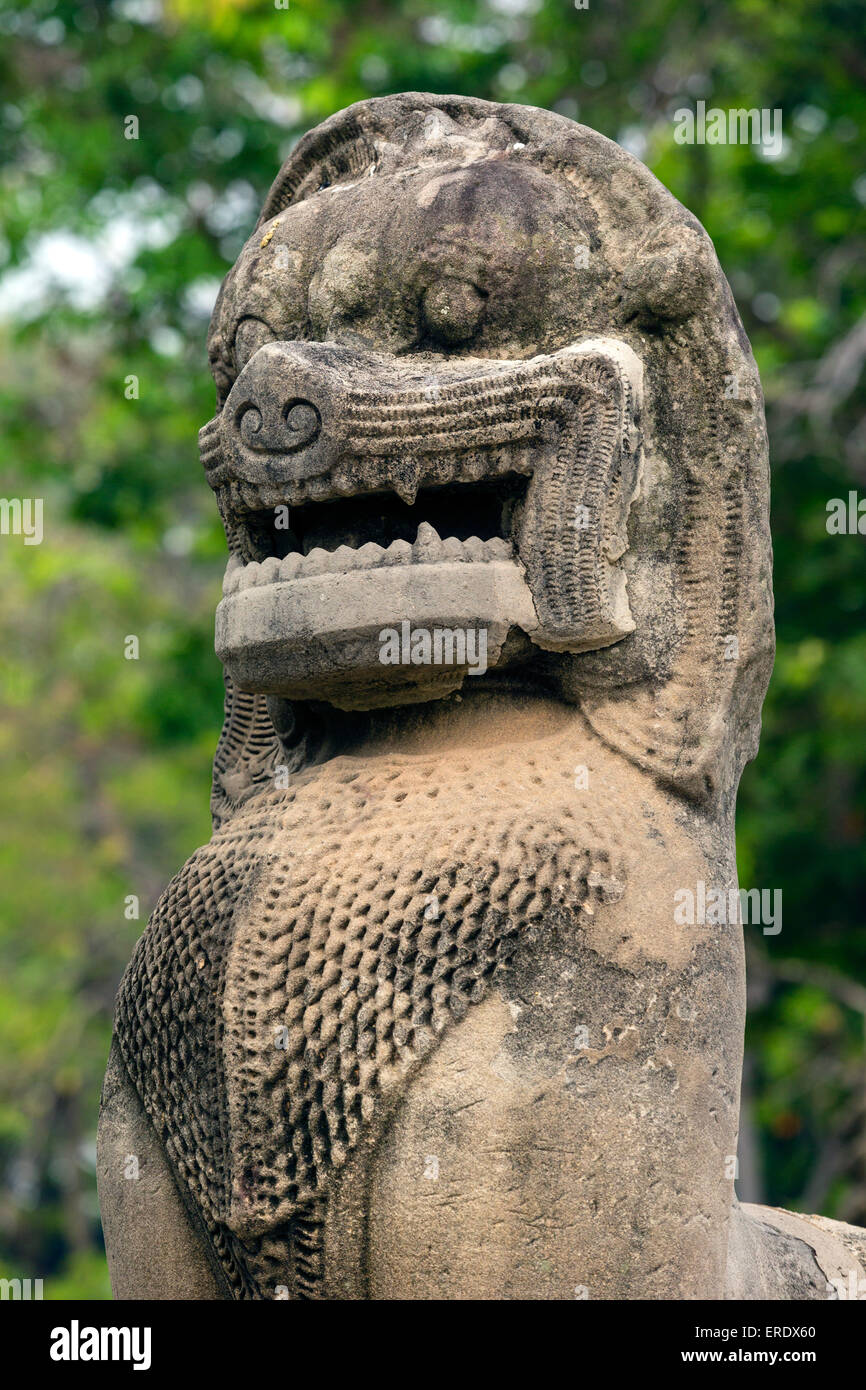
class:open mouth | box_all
[223,475,525,593]
[211,336,645,707]
[215,469,538,709]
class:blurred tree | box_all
[0,0,863,1294]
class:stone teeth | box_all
[229,533,512,588]
[305,476,333,500]
[484,537,512,560]
[432,458,457,486]
[330,545,357,571]
[331,468,355,496]
[382,538,412,566]
[354,461,378,492]
[463,536,487,562]
[299,547,329,576]
[392,464,421,506]
[223,554,243,595]
[414,521,442,561]
[355,542,385,569]
[237,561,260,591]
[460,455,487,482]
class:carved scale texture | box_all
[114,732,629,1298]
[210,677,283,829]
[580,325,772,800]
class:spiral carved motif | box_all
[237,398,321,453]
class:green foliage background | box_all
[0,0,864,1298]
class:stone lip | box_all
[216,536,641,708]
[215,556,538,708]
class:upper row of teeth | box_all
[225,447,536,512]
[223,524,514,595]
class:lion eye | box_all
[421,277,487,346]
[233,317,276,373]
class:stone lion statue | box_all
[98,94,866,1299]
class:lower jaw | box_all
[215,556,540,709]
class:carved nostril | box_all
[237,402,264,448]
[236,397,321,454]
[283,400,321,447]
